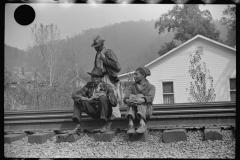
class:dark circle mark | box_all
[14,5,35,26]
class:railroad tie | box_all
[162,129,187,143]
[204,129,223,141]
[4,133,27,144]
[28,132,56,144]
[56,133,84,143]
[129,131,148,142]
[94,130,117,142]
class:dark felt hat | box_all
[136,66,151,76]
[91,36,105,48]
[87,67,104,77]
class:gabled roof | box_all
[119,35,236,78]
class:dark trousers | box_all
[125,104,153,123]
[72,95,112,124]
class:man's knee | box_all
[146,112,152,120]
[126,113,134,120]
[98,95,108,102]
[75,101,88,112]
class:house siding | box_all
[119,37,236,104]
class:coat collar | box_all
[96,47,106,55]
[134,79,150,92]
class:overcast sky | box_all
[5,3,230,50]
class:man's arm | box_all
[101,50,121,73]
[124,85,156,105]
[71,84,90,102]
[142,85,156,104]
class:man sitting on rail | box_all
[71,67,118,133]
[124,67,156,134]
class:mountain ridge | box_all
[5,19,228,81]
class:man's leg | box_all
[125,105,136,134]
[135,104,148,133]
[71,100,100,134]
[97,95,113,132]
[71,101,83,134]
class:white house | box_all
[118,35,236,104]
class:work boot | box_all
[127,125,135,134]
[69,124,81,134]
[100,120,109,133]
[135,124,147,133]
[100,125,108,133]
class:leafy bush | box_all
[186,51,216,102]
[4,77,80,111]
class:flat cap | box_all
[136,66,151,76]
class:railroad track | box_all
[4,101,236,132]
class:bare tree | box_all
[30,23,72,87]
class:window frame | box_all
[228,76,236,101]
[160,79,175,104]
[195,46,203,55]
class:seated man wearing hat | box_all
[123,67,156,134]
[91,36,122,118]
[71,67,118,133]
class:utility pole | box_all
[74,47,79,78]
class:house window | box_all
[229,78,236,101]
[162,82,174,104]
[196,46,203,55]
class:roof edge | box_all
[119,34,236,78]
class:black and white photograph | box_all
[4,1,236,158]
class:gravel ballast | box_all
[4,129,235,159]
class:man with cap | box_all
[123,66,156,134]
[71,67,118,133]
[91,36,122,118]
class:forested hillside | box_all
[4,44,29,71]
[62,20,174,74]
[5,19,228,78]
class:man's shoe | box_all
[69,126,81,135]
[135,124,147,133]
[127,125,135,134]
[100,125,109,133]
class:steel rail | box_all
[4,101,236,131]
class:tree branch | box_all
[36,71,47,83]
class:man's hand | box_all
[88,97,94,101]
[126,94,145,105]
[129,94,137,103]
[132,97,145,104]
[93,92,106,99]
[125,98,132,105]
[74,96,90,102]
[81,96,90,101]
[124,94,135,105]
[74,97,82,102]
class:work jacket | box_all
[94,48,121,84]
[72,81,118,108]
[123,80,156,118]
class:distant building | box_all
[118,35,236,104]
[9,68,88,89]
[9,68,34,88]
